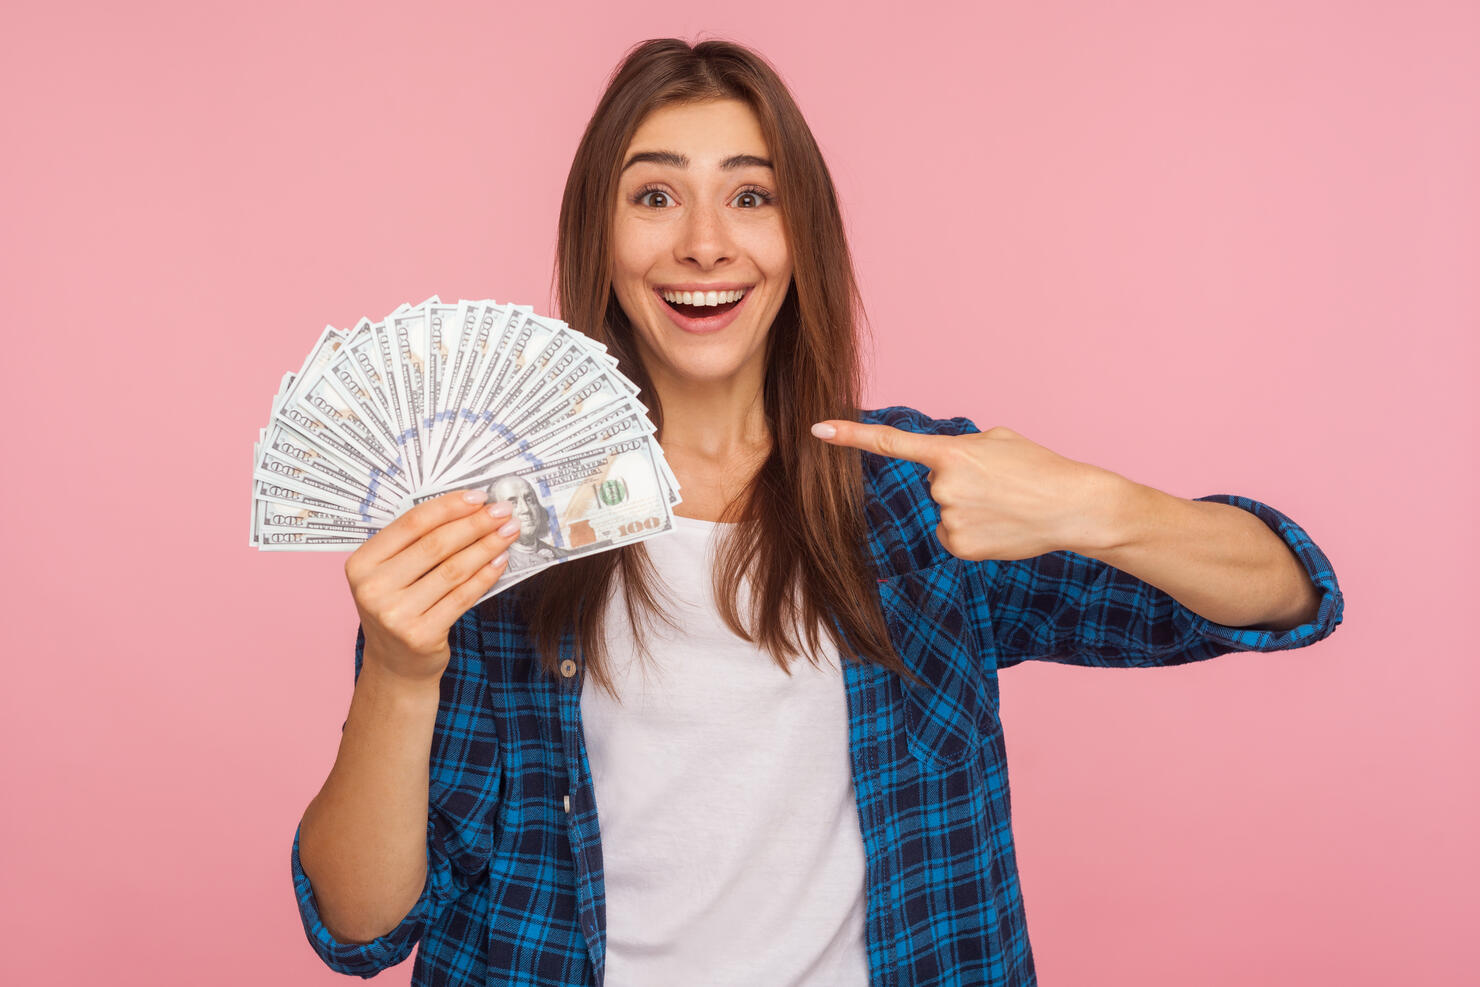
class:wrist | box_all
[358,647,446,704]
[1069,467,1153,559]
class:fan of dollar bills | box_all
[250,296,681,598]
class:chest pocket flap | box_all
[877,558,994,768]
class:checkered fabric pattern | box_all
[291,406,1345,985]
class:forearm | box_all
[1081,476,1322,631]
[297,657,441,944]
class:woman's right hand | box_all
[345,489,522,686]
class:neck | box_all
[643,359,772,522]
[647,364,770,462]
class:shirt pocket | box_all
[877,557,995,769]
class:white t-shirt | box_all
[580,514,870,986]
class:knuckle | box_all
[401,505,434,535]
[443,576,483,611]
[415,495,455,525]
[352,573,387,606]
[447,582,480,611]
[436,555,469,587]
[420,530,451,560]
[350,582,376,611]
[380,606,409,635]
[461,572,495,602]
[466,516,498,545]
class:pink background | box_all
[2,1,1474,984]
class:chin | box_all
[658,342,763,385]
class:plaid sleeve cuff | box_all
[290,815,441,977]
[1181,493,1345,651]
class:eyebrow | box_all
[620,151,774,173]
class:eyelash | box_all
[630,184,776,208]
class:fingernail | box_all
[489,552,508,569]
[486,501,513,518]
[462,489,488,504]
[811,422,837,439]
[498,519,520,537]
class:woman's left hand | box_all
[812,420,1130,561]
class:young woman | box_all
[292,38,1344,987]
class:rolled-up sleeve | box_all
[289,814,443,977]
[289,623,477,977]
[974,493,1345,669]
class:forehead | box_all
[626,98,769,163]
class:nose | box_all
[676,199,733,269]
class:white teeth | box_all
[661,288,747,307]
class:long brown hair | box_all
[513,37,920,697]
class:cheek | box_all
[609,236,660,330]
[611,221,656,283]
[610,239,637,282]
[740,223,792,282]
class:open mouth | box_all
[657,287,748,320]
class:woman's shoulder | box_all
[860,405,981,437]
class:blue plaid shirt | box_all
[291,406,1345,985]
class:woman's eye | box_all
[733,188,772,208]
[637,189,671,208]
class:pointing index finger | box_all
[811,420,944,466]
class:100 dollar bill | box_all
[412,436,677,598]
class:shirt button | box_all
[563,794,571,813]
[560,659,577,678]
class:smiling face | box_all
[610,98,793,394]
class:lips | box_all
[653,286,752,335]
